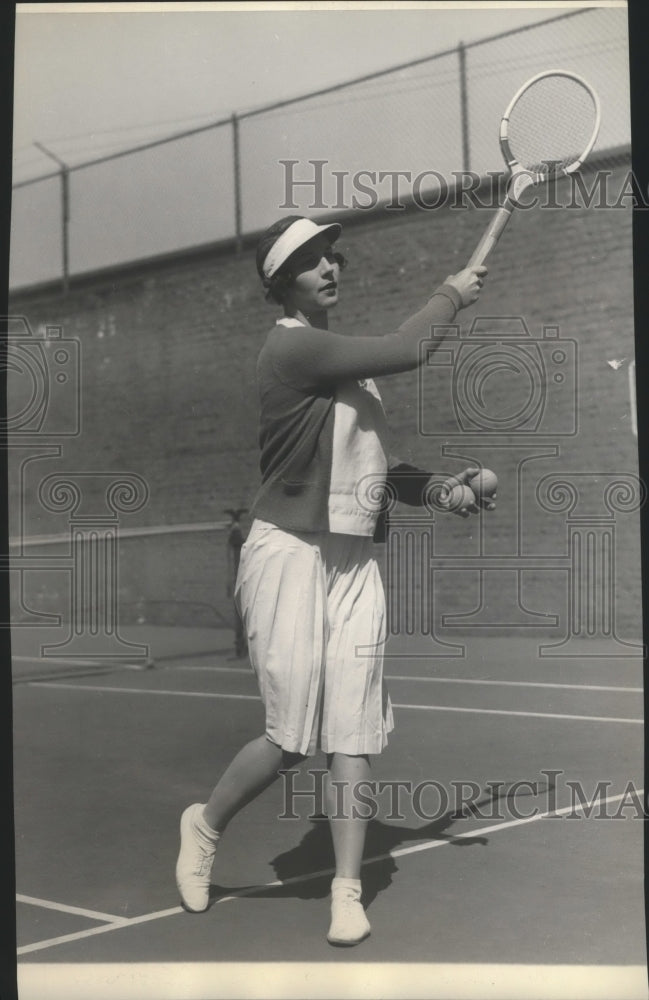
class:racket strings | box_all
[506,76,598,174]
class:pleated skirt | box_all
[234,518,393,756]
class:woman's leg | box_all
[325,752,371,877]
[178,522,322,912]
[325,751,373,945]
[204,736,304,832]
[176,736,304,912]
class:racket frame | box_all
[500,68,602,180]
[467,69,601,269]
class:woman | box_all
[176,215,489,945]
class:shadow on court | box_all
[205,782,551,908]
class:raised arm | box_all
[271,269,486,387]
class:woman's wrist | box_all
[431,283,463,312]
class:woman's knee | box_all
[264,736,307,770]
[326,752,370,768]
[281,748,308,769]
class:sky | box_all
[10,1,630,286]
[12,2,591,176]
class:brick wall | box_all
[9,158,642,639]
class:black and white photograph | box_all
[5,2,647,998]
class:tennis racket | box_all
[467,69,601,268]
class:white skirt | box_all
[234,519,393,756]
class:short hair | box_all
[255,216,347,306]
[255,216,304,281]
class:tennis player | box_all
[176,215,490,945]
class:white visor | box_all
[262,218,342,279]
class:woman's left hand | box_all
[437,467,497,519]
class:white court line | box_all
[171,664,254,674]
[171,664,642,694]
[394,702,643,725]
[17,894,128,925]
[27,681,643,724]
[17,787,643,957]
[29,683,260,703]
[17,906,186,955]
[28,662,638,696]
[387,675,642,694]
[13,655,103,667]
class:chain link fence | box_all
[10,6,630,290]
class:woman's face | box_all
[283,235,340,315]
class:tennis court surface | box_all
[12,624,647,999]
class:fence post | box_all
[35,142,70,293]
[457,41,470,175]
[61,167,70,294]
[231,113,243,252]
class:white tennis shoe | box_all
[327,880,371,945]
[175,803,220,912]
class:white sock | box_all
[196,807,221,841]
[331,877,361,893]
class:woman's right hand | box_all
[445,266,488,307]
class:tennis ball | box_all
[469,469,498,498]
[446,484,477,511]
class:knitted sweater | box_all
[250,283,462,540]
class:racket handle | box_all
[467,198,515,269]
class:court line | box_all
[26,681,643,724]
[17,906,185,955]
[389,675,642,694]
[29,683,260,703]
[170,664,642,693]
[170,664,254,674]
[17,787,642,956]
[393,703,642,724]
[13,655,103,667]
[17,894,129,925]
